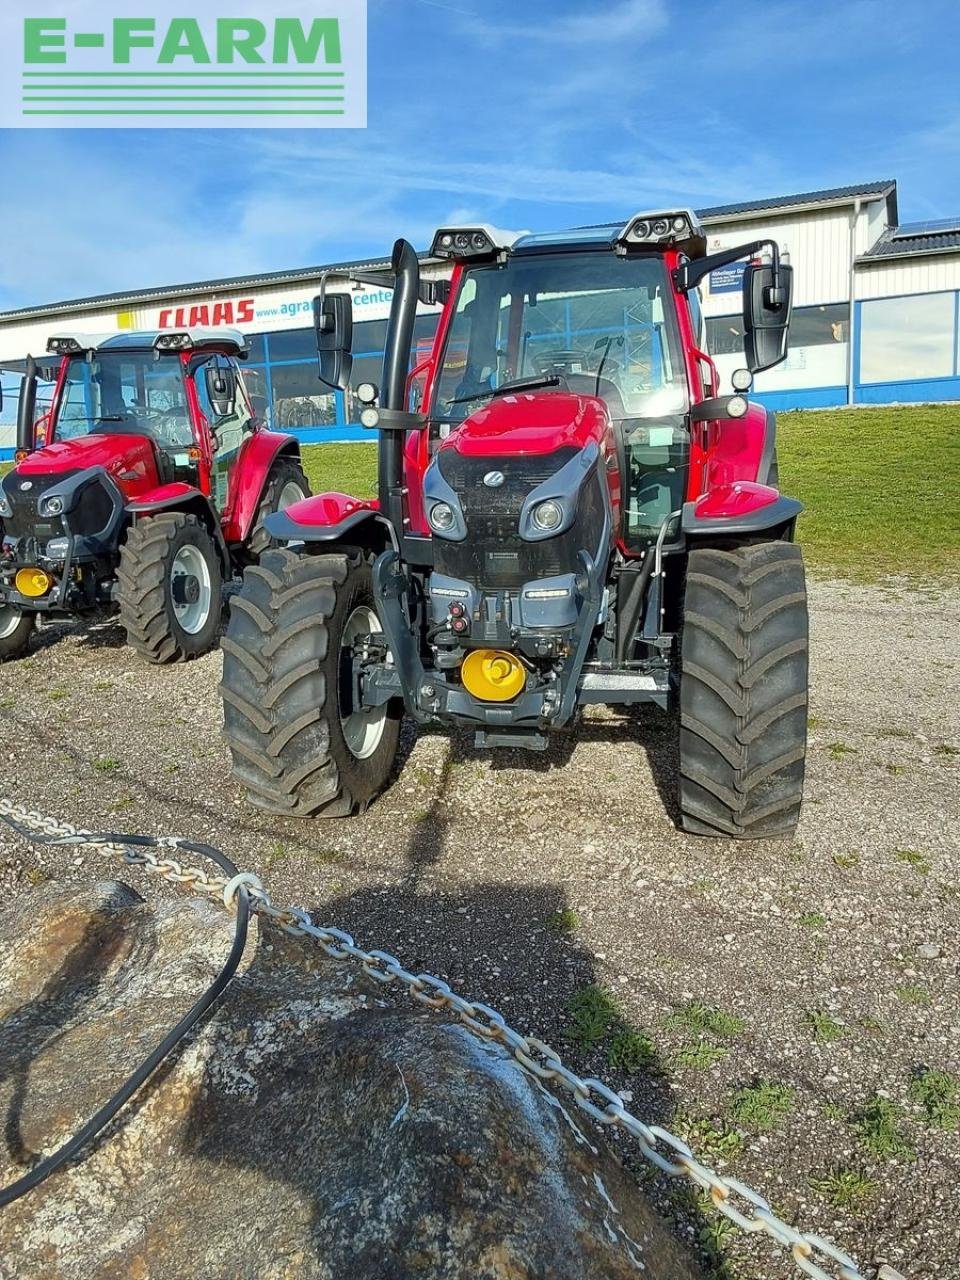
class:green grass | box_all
[896,982,932,1008]
[666,1000,745,1040]
[7,404,955,581]
[852,1095,915,1160]
[296,404,959,582]
[731,1080,795,1131]
[776,404,960,581]
[673,1041,729,1070]
[607,1029,659,1074]
[894,847,932,875]
[563,985,620,1051]
[546,907,579,935]
[302,442,377,498]
[910,1069,960,1131]
[807,1010,845,1044]
[810,1167,877,1213]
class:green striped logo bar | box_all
[1,5,367,128]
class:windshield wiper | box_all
[60,414,126,423]
[450,374,561,406]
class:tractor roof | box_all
[515,209,706,257]
[46,327,247,356]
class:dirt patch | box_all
[1,578,958,1278]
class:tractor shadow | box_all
[405,701,681,830]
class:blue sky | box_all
[0,0,957,311]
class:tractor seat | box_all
[562,373,627,419]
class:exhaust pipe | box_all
[379,239,420,528]
[16,356,37,453]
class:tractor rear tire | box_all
[118,513,222,663]
[247,457,310,559]
[220,548,401,817]
[679,541,808,839]
[0,606,35,662]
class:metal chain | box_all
[0,798,866,1280]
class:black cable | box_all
[0,817,251,1209]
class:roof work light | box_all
[615,210,706,256]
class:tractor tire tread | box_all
[679,542,808,839]
[221,548,400,819]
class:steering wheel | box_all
[145,407,192,447]
[532,349,589,377]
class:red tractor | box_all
[221,214,808,838]
[0,329,309,663]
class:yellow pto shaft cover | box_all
[461,649,526,702]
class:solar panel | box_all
[892,217,960,238]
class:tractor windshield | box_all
[433,251,687,424]
[55,352,194,447]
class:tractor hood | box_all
[442,391,609,458]
[14,433,160,489]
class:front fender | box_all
[223,429,301,544]
[683,482,803,536]
[126,484,230,571]
[265,491,396,551]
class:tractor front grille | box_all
[0,472,75,542]
[434,447,605,590]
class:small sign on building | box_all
[708,261,747,295]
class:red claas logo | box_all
[158,299,256,328]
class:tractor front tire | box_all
[247,457,310,559]
[220,548,401,817]
[0,606,35,662]
[118,513,223,663]
[679,542,808,839]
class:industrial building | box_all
[2,177,960,458]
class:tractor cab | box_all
[41,329,253,503]
[425,228,695,551]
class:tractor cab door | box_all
[193,356,255,514]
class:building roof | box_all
[0,254,402,325]
[695,180,897,221]
[578,183,898,236]
[0,180,926,326]
[857,218,960,261]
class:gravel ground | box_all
[1,577,958,1280]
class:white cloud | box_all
[459,0,667,44]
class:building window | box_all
[705,303,849,358]
[269,361,337,429]
[859,291,956,385]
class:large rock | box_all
[0,882,704,1279]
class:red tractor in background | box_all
[221,213,808,838]
[0,328,309,663]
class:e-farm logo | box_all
[0,2,366,128]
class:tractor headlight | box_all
[0,494,11,518]
[428,502,456,532]
[531,499,563,532]
[39,495,65,517]
[726,395,748,419]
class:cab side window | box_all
[688,287,706,351]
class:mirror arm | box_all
[674,239,781,294]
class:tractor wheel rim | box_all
[0,605,22,640]
[278,481,306,510]
[169,544,212,635]
[340,604,388,760]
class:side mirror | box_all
[743,262,793,373]
[314,292,353,390]
[204,362,237,418]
